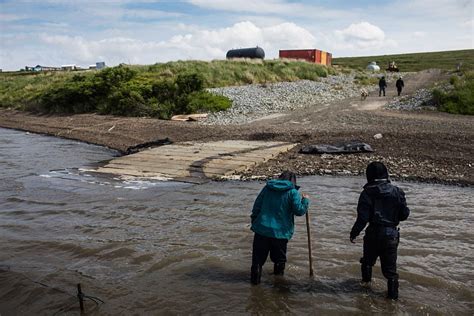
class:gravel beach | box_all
[1,69,472,185]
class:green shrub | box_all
[186,91,232,113]
[36,66,231,118]
[101,89,148,116]
[38,66,139,114]
[449,75,460,85]
[40,80,98,113]
[353,74,378,86]
[434,71,474,115]
[148,100,175,119]
[2,59,332,117]
[432,88,443,105]
[176,73,204,95]
[151,80,176,102]
[97,66,136,87]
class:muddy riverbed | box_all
[0,128,472,315]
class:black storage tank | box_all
[226,47,265,59]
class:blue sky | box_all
[0,0,472,70]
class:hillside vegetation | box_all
[333,49,474,72]
[1,50,472,118]
[433,70,474,115]
[0,59,331,118]
[334,49,474,115]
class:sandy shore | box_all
[1,70,472,186]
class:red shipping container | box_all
[279,49,316,63]
[327,53,332,66]
[279,49,332,66]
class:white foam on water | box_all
[42,168,181,190]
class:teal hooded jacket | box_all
[251,179,310,240]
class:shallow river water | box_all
[0,128,473,315]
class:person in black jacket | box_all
[378,76,387,96]
[350,162,410,300]
[395,76,404,96]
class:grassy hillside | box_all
[333,49,474,72]
[139,59,332,87]
[0,59,332,118]
[1,50,472,118]
[433,70,474,115]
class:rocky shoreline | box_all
[236,150,473,187]
[0,70,472,186]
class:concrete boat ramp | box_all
[93,140,297,183]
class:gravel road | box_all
[205,72,404,125]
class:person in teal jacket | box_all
[250,171,310,285]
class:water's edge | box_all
[1,128,473,315]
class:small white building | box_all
[366,61,380,72]
[61,64,77,71]
[96,62,106,69]
[25,65,61,72]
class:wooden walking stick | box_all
[77,283,85,313]
[305,211,314,277]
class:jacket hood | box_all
[364,180,394,196]
[266,179,295,191]
[366,161,389,183]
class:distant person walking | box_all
[395,76,404,96]
[250,171,310,285]
[350,162,410,300]
[379,76,387,97]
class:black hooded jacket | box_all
[350,180,410,239]
[396,78,404,89]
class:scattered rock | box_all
[204,75,368,125]
[204,72,406,125]
[384,83,450,111]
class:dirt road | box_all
[0,70,472,185]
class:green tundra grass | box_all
[0,59,332,118]
[333,49,474,72]
[0,49,472,117]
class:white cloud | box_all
[40,34,159,64]
[189,0,299,14]
[258,22,317,49]
[27,2,185,22]
[400,0,473,19]
[336,22,385,42]
[232,15,288,27]
[124,9,185,19]
[35,0,157,3]
[188,0,352,19]
[36,21,317,66]
[413,31,426,37]
[0,13,26,22]
[333,22,396,50]
[461,19,474,28]
[1,1,472,70]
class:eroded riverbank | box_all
[0,105,472,186]
[0,70,472,185]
